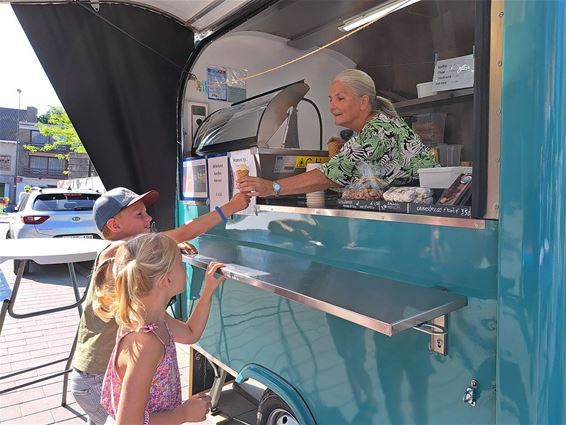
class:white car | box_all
[5,187,101,274]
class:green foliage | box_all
[23,106,87,172]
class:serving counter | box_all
[184,237,467,338]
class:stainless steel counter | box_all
[183,238,467,336]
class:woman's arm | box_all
[237,169,340,198]
[167,262,226,345]
[162,193,250,243]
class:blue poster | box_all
[207,66,227,101]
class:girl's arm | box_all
[116,332,210,424]
[114,332,163,423]
[167,262,225,345]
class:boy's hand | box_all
[203,262,226,296]
[181,394,212,422]
[178,241,198,255]
[228,192,251,212]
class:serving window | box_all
[188,0,498,223]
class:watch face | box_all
[273,181,281,194]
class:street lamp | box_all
[13,89,22,201]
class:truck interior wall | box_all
[184,31,355,151]
[13,3,194,230]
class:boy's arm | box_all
[162,193,249,243]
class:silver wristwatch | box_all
[272,181,282,197]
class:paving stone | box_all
[3,409,54,424]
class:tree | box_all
[24,106,88,175]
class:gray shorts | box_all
[70,369,108,425]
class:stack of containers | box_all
[306,163,325,208]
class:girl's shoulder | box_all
[118,328,166,361]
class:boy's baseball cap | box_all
[93,187,159,231]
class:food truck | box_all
[10,0,565,423]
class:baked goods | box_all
[383,187,433,203]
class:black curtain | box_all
[13,3,194,230]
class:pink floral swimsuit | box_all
[101,322,182,419]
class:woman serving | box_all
[237,69,438,197]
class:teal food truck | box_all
[11,0,565,423]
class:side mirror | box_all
[4,205,16,213]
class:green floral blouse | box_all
[321,113,438,186]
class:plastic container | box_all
[435,143,463,167]
[416,81,438,98]
[417,166,472,188]
[411,112,446,145]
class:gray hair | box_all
[333,69,398,119]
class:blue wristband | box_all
[215,206,228,223]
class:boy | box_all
[71,187,249,424]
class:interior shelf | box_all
[394,88,474,110]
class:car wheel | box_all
[257,390,300,425]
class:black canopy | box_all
[13,2,194,230]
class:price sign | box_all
[432,54,474,91]
[207,155,229,212]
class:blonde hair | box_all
[333,69,398,119]
[94,233,179,331]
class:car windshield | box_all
[32,193,100,212]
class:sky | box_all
[0,4,61,114]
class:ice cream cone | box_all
[235,164,249,179]
[327,137,345,158]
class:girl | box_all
[95,232,225,424]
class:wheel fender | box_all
[236,363,317,425]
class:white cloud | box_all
[0,4,61,114]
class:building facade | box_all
[0,106,96,202]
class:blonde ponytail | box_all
[93,233,180,331]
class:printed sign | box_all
[229,149,257,215]
[182,158,208,200]
[294,156,329,169]
[432,54,474,91]
[207,155,230,212]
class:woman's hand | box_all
[203,262,226,297]
[180,394,212,422]
[237,176,274,197]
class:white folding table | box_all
[0,237,109,404]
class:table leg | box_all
[67,263,83,317]
[61,327,79,406]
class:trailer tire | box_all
[257,389,300,425]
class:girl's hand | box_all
[203,262,226,296]
[181,394,212,422]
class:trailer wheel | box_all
[257,389,300,425]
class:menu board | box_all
[182,158,208,200]
[207,155,230,212]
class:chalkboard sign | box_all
[188,347,235,397]
[408,203,471,218]
[337,199,471,218]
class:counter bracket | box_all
[413,315,448,356]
